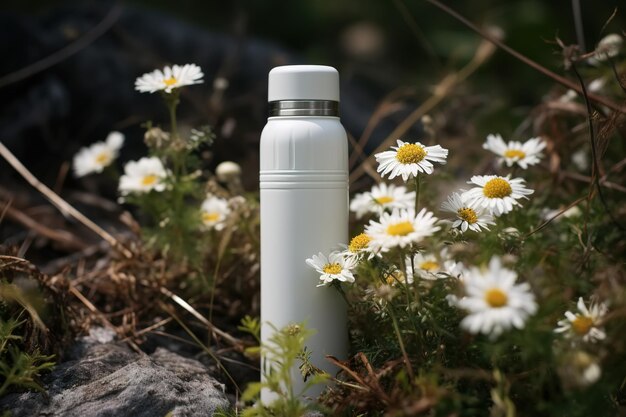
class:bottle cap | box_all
[268,65,339,102]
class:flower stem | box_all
[414,174,421,213]
[332,281,350,305]
[167,91,180,141]
[398,252,414,307]
[388,306,415,381]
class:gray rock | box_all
[1,329,230,417]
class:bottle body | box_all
[260,116,348,400]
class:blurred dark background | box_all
[0,0,624,191]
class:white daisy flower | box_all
[118,157,168,195]
[73,131,124,177]
[441,192,494,232]
[375,139,449,181]
[365,208,440,253]
[350,183,415,219]
[200,196,231,231]
[453,256,537,338]
[405,249,462,281]
[554,297,608,343]
[462,175,534,216]
[135,64,204,94]
[306,251,356,287]
[482,134,546,169]
[343,232,374,262]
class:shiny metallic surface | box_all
[269,100,339,117]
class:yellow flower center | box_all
[483,178,512,199]
[457,207,478,224]
[349,233,371,252]
[95,151,112,165]
[374,196,394,204]
[386,221,414,236]
[163,77,178,86]
[323,263,342,275]
[385,271,404,285]
[141,174,158,186]
[202,212,220,223]
[396,143,427,164]
[504,149,526,159]
[485,288,508,308]
[420,261,439,271]
[572,315,593,335]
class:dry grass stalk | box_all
[0,141,133,258]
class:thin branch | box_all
[561,171,626,193]
[159,286,248,352]
[570,62,625,231]
[0,200,87,250]
[68,284,142,353]
[525,196,586,238]
[392,0,442,68]
[0,141,133,258]
[350,36,496,184]
[0,5,123,88]
[160,302,242,394]
[424,0,626,114]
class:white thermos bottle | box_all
[260,65,349,400]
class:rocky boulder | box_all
[0,328,230,417]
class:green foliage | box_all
[126,116,215,265]
[0,317,54,397]
[318,95,626,414]
[241,322,329,417]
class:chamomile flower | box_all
[350,183,415,219]
[135,64,204,94]
[406,252,440,280]
[343,232,374,262]
[483,134,546,169]
[73,131,124,177]
[462,175,533,216]
[118,157,168,195]
[555,297,608,343]
[200,196,231,231]
[366,208,440,253]
[306,251,356,287]
[441,192,494,232]
[375,139,448,181]
[453,256,537,338]
[405,249,462,281]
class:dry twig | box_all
[0,200,87,251]
[0,141,133,258]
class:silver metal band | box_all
[268,100,339,117]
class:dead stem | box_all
[0,5,123,88]
[570,61,625,231]
[159,286,248,352]
[350,35,496,185]
[0,141,133,258]
[0,201,87,251]
[160,302,241,394]
[68,284,142,353]
[525,196,586,238]
[425,0,626,114]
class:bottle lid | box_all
[268,65,340,102]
